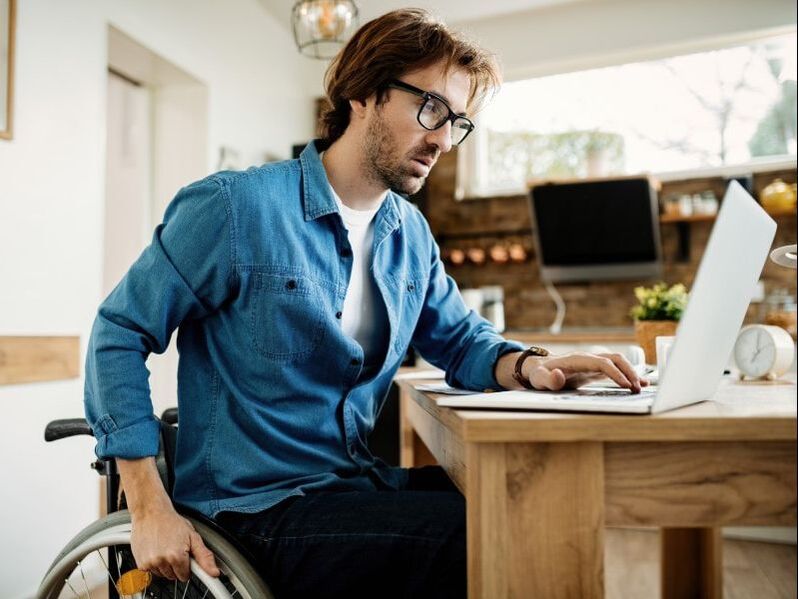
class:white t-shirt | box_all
[323,165,390,372]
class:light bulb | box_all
[301,0,351,40]
[292,0,358,59]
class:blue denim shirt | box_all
[85,140,523,518]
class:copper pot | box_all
[448,248,465,266]
[466,247,486,265]
[508,243,527,263]
[489,243,509,264]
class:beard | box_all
[362,110,438,196]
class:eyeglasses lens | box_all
[451,120,471,145]
[419,98,447,129]
[419,97,471,145]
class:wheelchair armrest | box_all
[44,418,93,442]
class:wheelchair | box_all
[38,409,275,599]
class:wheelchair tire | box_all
[37,509,274,599]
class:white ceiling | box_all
[257,0,583,33]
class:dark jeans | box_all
[215,466,465,599]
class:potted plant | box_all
[630,282,688,364]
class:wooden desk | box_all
[397,376,797,599]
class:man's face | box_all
[361,62,470,196]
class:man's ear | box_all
[348,97,370,120]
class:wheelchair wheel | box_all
[37,510,274,599]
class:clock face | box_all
[734,326,776,378]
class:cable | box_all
[544,281,566,335]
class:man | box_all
[85,8,645,597]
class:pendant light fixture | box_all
[292,0,359,60]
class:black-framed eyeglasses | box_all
[385,79,475,146]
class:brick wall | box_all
[423,150,797,330]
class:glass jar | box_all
[761,288,797,339]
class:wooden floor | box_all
[605,528,797,599]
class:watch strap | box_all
[512,346,550,389]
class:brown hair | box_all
[320,8,501,143]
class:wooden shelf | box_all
[660,213,716,224]
[765,206,798,218]
[0,336,80,385]
[660,206,796,224]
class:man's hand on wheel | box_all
[130,504,220,582]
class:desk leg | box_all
[409,429,437,467]
[661,527,722,599]
[398,386,437,468]
[467,442,605,599]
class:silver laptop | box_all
[438,181,777,414]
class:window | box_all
[458,32,797,198]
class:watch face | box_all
[735,327,776,378]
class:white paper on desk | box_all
[393,368,445,380]
[415,383,479,395]
[435,386,657,410]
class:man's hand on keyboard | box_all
[522,351,650,394]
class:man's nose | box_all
[425,121,453,154]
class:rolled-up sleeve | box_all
[84,177,236,459]
[410,223,524,391]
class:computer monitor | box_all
[529,176,663,283]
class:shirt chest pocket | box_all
[385,275,426,355]
[250,272,326,362]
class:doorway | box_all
[104,26,209,416]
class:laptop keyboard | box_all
[559,387,657,400]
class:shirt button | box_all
[285,279,297,290]
[350,358,360,366]
[341,247,352,258]
[335,311,342,319]
[407,283,415,292]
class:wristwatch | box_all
[512,346,550,389]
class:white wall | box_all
[0,1,314,596]
[458,0,797,81]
